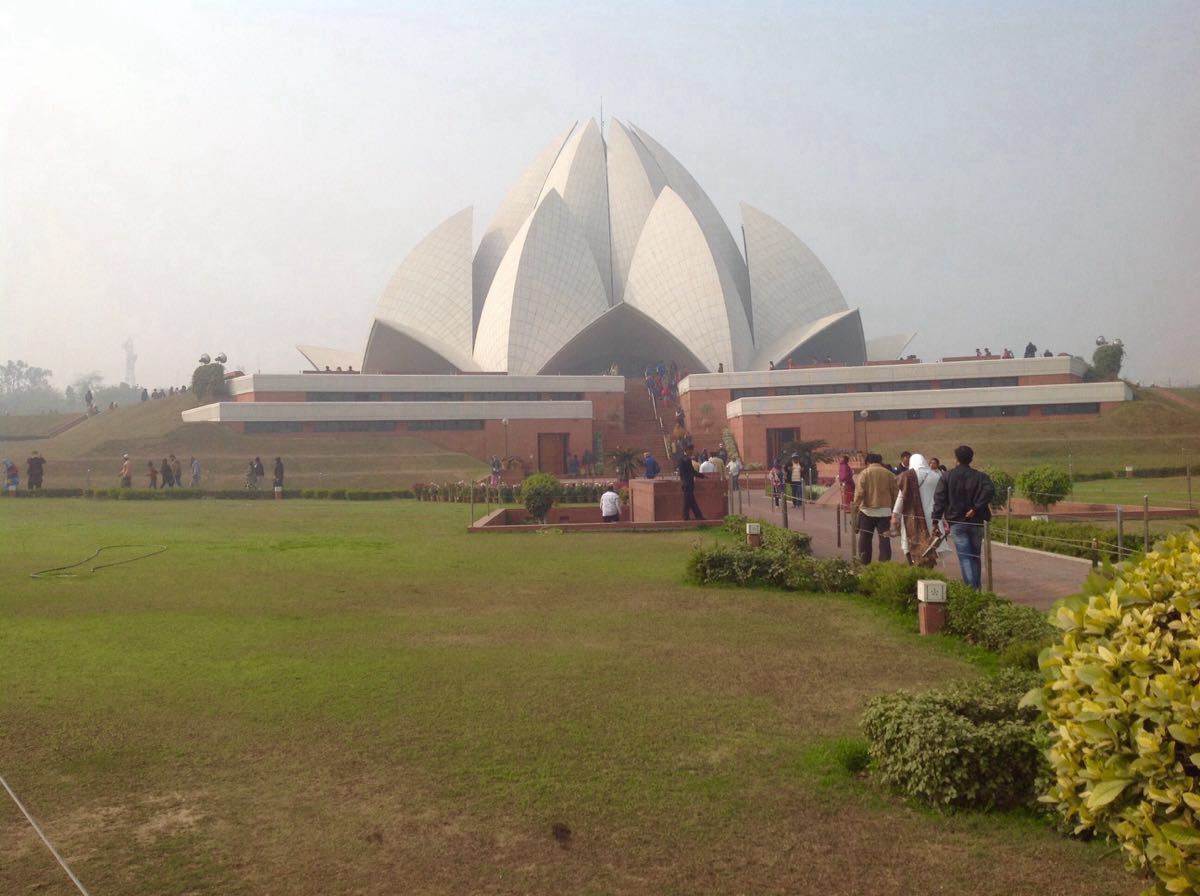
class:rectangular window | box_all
[244,421,304,433]
[387,392,464,402]
[1041,403,1100,415]
[472,392,542,401]
[860,381,931,392]
[940,377,1019,389]
[312,420,396,432]
[731,387,771,400]
[406,419,485,431]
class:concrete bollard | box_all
[917,579,947,635]
[274,486,283,500]
[746,522,762,548]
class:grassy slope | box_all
[1,501,1136,895]
[17,395,487,489]
[1070,475,1197,509]
[872,387,1200,474]
[0,412,80,438]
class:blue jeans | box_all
[951,523,985,590]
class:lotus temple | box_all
[185,118,1130,471]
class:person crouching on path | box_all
[852,453,899,564]
[600,483,621,522]
[677,447,706,521]
[931,444,995,590]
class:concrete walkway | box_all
[734,489,1091,610]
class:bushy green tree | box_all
[985,469,1015,510]
[1016,465,1072,509]
[520,473,562,523]
[191,363,227,402]
[1025,531,1200,896]
[608,447,643,481]
[1092,343,1125,380]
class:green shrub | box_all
[997,639,1044,671]
[973,601,1055,652]
[724,515,812,555]
[832,738,871,775]
[1028,531,1200,895]
[1016,465,1072,508]
[862,670,1043,809]
[784,556,859,593]
[985,469,1015,510]
[521,472,562,523]
[858,564,948,614]
[191,362,227,402]
[1001,518,1145,563]
[943,581,1000,638]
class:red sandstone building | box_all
[184,355,1130,473]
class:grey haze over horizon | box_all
[2,1,1197,392]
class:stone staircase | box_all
[610,379,672,459]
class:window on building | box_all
[388,392,464,402]
[406,419,485,431]
[859,381,932,392]
[244,421,304,433]
[940,377,1019,389]
[312,420,396,432]
[1041,403,1100,415]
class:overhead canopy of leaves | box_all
[191,363,228,402]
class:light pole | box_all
[501,418,509,460]
[859,410,870,454]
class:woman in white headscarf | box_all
[890,453,946,567]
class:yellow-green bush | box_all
[1026,531,1200,896]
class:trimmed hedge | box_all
[858,564,948,614]
[999,518,1147,563]
[724,515,812,555]
[685,544,856,593]
[862,670,1044,809]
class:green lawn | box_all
[1,501,1137,895]
[1069,475,1197,509]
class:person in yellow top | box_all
[119,454,132,488]
[851,453,900,564]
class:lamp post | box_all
[859,410,870,454]
[501,418,509,460]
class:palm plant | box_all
[781,438,836,480]
[608,447,643,482]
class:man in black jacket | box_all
[931,444,995,589]
[677,447,706,520]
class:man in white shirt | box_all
[698,456,718,474]
[725,457,742,491]
[600,484,621,522]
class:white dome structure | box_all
[347,119,870,376]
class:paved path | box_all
[734,489,1090,610]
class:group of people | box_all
[129,454,201,489]
[141,386,188,401]
[1,451,46,492]
[565,451,598,478]
[245,457,286,490]
[767,454,810,508]
[644,361,683,404]
[846,445,996,589]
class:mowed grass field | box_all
[2,501,1137,895]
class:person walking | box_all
[190,456,201,487]
[147,461,159,489]
[890,453,945,568]
[725,455,741,491]
[677,447,706,521]
[170,455,182,489]
[600,483,621,522]
[273,457,285,489]
[253,457,265,489]
[119,454,132,488]
[698,454,717,475]
[931,445,995,590]
[852,453,899,564]
[769,460,784,508]
[837,455,855,511]
[160,456,174,489]
[784,453,805,508]
[26,451,46,490]
[643,451,660,479]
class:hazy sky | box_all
[2,1,1197,389]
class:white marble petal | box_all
[752,308,867,369]
[606,118,667,304]
[535,118,613,304]
[741,202,849,350]
[472,123,576,331]
[622,187,753,372]
[372,206,474,368]
[473,190,610,375]
[866,332,917,362]
[628,123,752,328]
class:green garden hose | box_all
[31,544,168,579]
